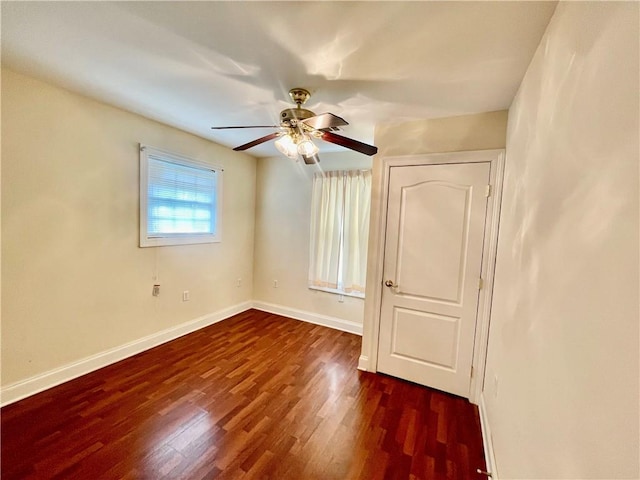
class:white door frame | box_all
[359,149,505,404]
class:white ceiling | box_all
[1,1,557,157]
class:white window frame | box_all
[139,144,223,247]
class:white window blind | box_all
[309,170,371,297]
[140,145,222,247]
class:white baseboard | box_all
[357,355,370,371]
[479,393,499,479]
[0,301,252,407]
[252,301,363,336]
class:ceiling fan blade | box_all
[320,131,378,156]
[301,113,348,130]
[302,153,320,165]
[233,132,280,151]
[212,125,279,129]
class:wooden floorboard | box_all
[1,309,487,479]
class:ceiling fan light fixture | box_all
[297,136,319,157]
[274,134,298,158]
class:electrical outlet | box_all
[236,278,242,288]
[182,290,190,302]
[338,294,344,303]
[152,284,160,296]
[273,279,278,288]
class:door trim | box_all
[360,149,505,404]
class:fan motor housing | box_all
[279,108,315,126]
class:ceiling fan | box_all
[211,88,378,164]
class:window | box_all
[140,145,222,247]
[308,170,371,298]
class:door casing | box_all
[359,149,505,405]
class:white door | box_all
[377,162,490,397]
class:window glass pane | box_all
[147,156,217,236]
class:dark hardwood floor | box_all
[1,309,487,479]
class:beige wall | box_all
[374,110,507,158]
[253,152,371,326]
[484,2,639,478]
[1,69,256,386]
[361,111,507,366]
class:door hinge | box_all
[478,278,484,290]
[485,185,492,197]
[471,366,474,378]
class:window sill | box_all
[308,285,365,299]
[140,234,221,247]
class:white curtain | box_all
[342,170,371,294]
[309,170,371,296]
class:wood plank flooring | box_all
[1,309,487,479]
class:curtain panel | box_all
[309,169,371,296]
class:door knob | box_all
[385,280,397,288]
